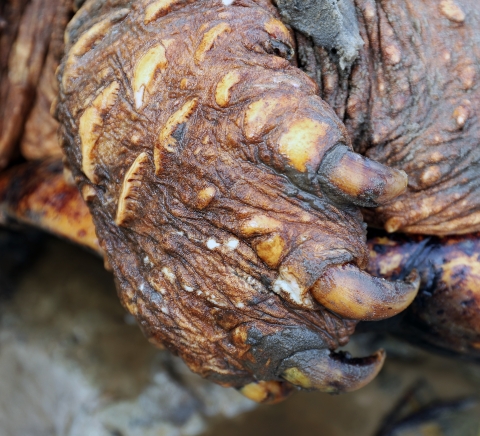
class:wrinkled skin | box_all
[0,0,70,166]
[296,0,480,235]
[2,160,479,372]
[0,0,479,400]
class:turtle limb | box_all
[367,230,480,360]
[0,0,72,169]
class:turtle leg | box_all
[367,230,480,360]
[0,0,72,169]
[0,159,100,253]
[53,0,422,393]
[52,0,424,393]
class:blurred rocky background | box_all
[0,229,479,436]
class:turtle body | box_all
[0,0,479,402]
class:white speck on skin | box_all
[139,283,145,292]
[162,267,176,284]
[226,238,239,250]
[236,302,245,309]
[143,255,154,267]
[222,0,234,5]
[206,239,221,250]
[161,307,169,314]
[134,86,145,109]
[183,285,194,292]
[273,277,302,304]
[273,269,313,308]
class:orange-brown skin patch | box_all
[239,380,294,404]
[0,159,100,253]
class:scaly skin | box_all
[55,0,420,393]
[367,231,480,358]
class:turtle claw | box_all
[311,265,420,321]
[319,144,408,207]
[281,349,386,393]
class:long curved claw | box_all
[311,264,420,321]
[318,145,408,207]
[281,349,386,393]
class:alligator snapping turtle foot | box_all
[56,0,418,393]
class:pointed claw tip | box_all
[319,146,409,207]
[378,168,408,204]
[311,264,420,321]
[281,348,386,393]
[404,268,421,295]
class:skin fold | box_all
[0,0,478,399]
[0,0,71,166]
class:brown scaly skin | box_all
[366,231,480,359]
[54,0,423,394]
[297,0,480,235]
